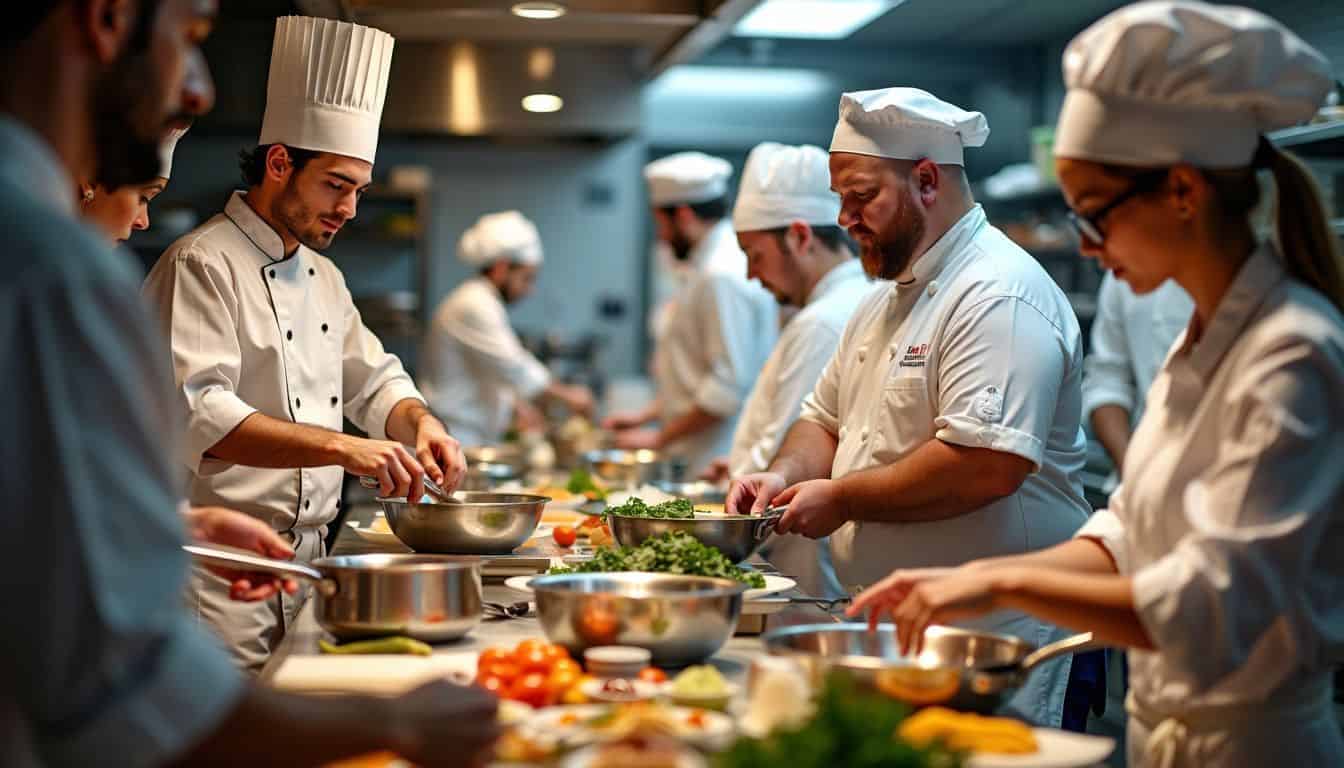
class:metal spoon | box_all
[359,474,459,504]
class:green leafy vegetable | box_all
[565,468,607,499]
[714,674,964,768]
[604,496,696,519]
[549,531,765,588]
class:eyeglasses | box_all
[1066,170,1169,246]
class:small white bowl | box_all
[584,645,651,679]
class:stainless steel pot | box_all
[763,623,1102,713]
[184,545,482,642]
[582,449,665,489]
[375,492,549,554]
[531,572,745,665]
[606,508,782,563]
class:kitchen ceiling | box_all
[843,0,1131,45]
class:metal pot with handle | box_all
[185,544,482,642]
[763,622,1104,713]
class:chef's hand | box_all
[414,414,467,494]
[601,409,650,431]
[726,471,787,516]
[338,435,429,501]
[553,383,596,417]
[612,427,662,451]
[851,567,1002,655]
[699,456,731,484]
[390,679,500,767]
[771,479,847,538]
[514,399,546,434]
[185,506,299,601]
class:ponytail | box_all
[1254,136,1344,313]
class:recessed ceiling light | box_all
[734,0,903,39]
[521,93,564,113]
[511,2,567,20]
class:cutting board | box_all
[271,651,477,696]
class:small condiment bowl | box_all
[584,645,651,679]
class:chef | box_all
[849,4,1344,766]
[78,123,188,243]
[605,152,777,476]
[1084,272,1192,483]
[419,210,595,447]
[727,88,1091,726]
[143,16,465,671]
[703,142,874,598]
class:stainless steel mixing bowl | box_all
[763,622,1100,712]
[531,572,746,665]
[377,492,549,554]
[582,449,664,489]
[606,511,779,563]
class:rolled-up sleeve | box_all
[337,277,426,440]
[693,273,768,417]
[1130,339,1344,689]
[141,250,257,475]
[442,288,551,402]
[1074,501,1132,575]
[933,296,1070,469]
[2,268,243,768]
[1082,274,1137,420]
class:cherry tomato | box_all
[551,657,581,678]
[514,639,546,658]
[542,644,572,665]
[476,674,507,695]
[638,666,668,684]
[553,525,577,548]
[511,671,550,708]
[578,515,603,530]
[477,647,508,672]
[482,661,521,682]
[516,647,551,674]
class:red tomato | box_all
[550,658,582,679]
[552,525,577,548]
[482,660,521,682]
[476,674,507,695]
[477,647,508,672]
[638,666,668,684]
[542,644,572,665]
[511,672,550,708]
[516,647,551,674]
[514,639,546,657]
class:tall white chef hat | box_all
[258,16,395,165]
[644,152,734,207]
[158,124,189,180]
[732,142,841,233]
[458,211,544,268]
[1055,1,1332,169]
[829,87,989,167]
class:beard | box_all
[854,186,926,281]
[667,227,693,263]
[272,181,342,251]
[91,35,172,188]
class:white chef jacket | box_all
[652,219,778,475]
[1077,245,1344,768]
[728,259,873,599]
[1083,272,1194,426]
[143,191,425,534]
[419,277,551,447]
[0,116,242,768]
[800,205,1091,587]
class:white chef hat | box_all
[158,124,189,180]
[258,16,395,165]
[644,152,734,207]
[732,142,841,233]
[1055,1,1332,169]
[458,211,544,268]
[829,87,990,167]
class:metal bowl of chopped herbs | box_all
[605,497,780,563]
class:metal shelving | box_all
[1269,120,1344,156]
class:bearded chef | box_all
[605,152,777,476]
[727,88,1093,726]
[143,16,464,670]
[419,210,595,447]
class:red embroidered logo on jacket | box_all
[899,343,928,368]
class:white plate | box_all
[505,573,796,601]
[578,677,663,703]
[559,742,707,768]
[496,481,590,510]
[345,519,400,545]
[526,704,733,748]
[968,729,1115,768]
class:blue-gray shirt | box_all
[0,116,242,767]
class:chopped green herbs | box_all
[549,531,765,588]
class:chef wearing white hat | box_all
[605,152,777,476]
[701,142,874,598]
[419,211,595,447]
[78,123,190,244]
[848,3,1344,765]
[727,87,1091,726]
[143,16,465,670]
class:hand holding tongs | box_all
[359,474,458,503]
[751,505,788,541]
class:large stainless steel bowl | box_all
[763,623,1099,713]
[532,572,746,665]
[377,492,549,554]
[582,449,664,489]
[606,513,776,563]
